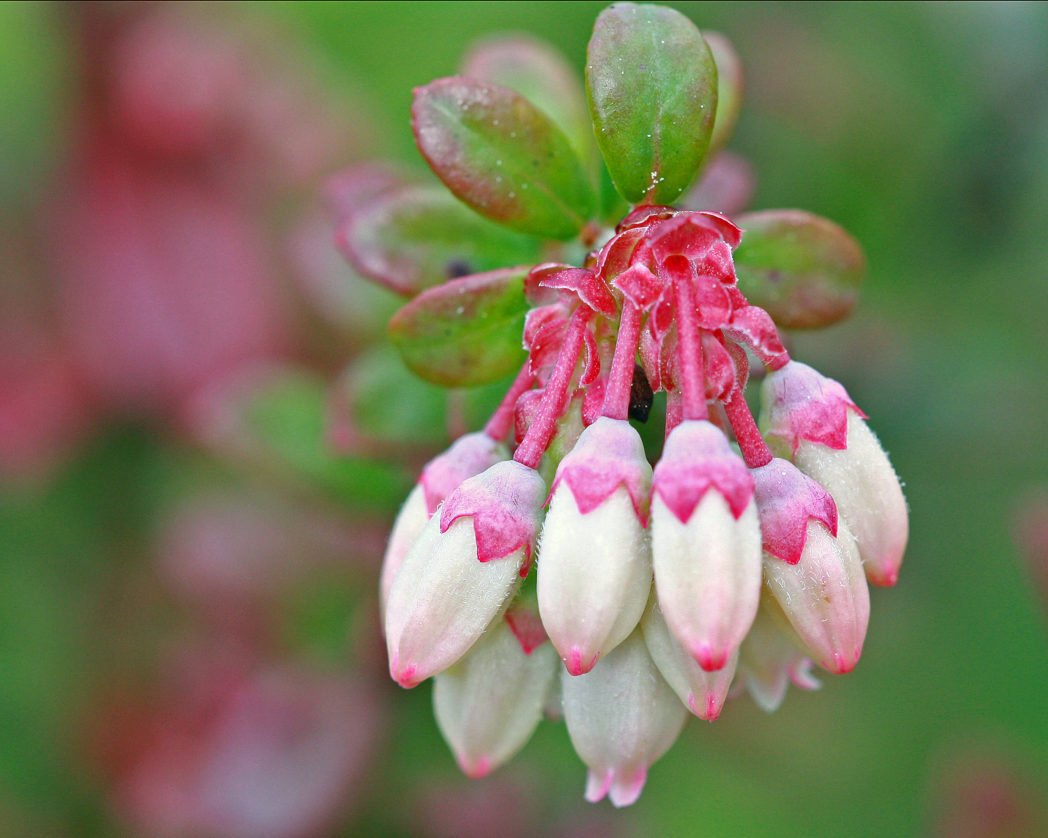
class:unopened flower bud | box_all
[562,629,686,808]
[380,484,428,618]
[760,361,908,587]
[751,457,837,565]
[641,597,736,720]
[762,518,870,674]
[537,417,653,675]
[385,461,546,688]
[651,420,761,671]
[738,603,820,712]
[433,618,557,778]
[380,433,507,615]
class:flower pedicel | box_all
[344,3,908,807]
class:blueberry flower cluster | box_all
[381,207,908,806]
[332,1,910,808]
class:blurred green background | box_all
[2,2,1047,836]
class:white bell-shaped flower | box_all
[537,417,653,675]
[433,618,557,778]
[561,628,687,808]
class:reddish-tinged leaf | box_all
[703,32,744,159]
[587,3,718,205]
[678,151,755,216]
[733,210,865,329]
[460,35,593,165]
[388,267,531,387]
[336,185,541,297]
[322,162,409,224]
[412,77,595,239]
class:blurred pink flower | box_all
[106,649,386,838]
[1013,489,1048,616]
[929,745,1048,838]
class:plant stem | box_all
[513,307,593,469]
[723,385,772,468]
[601,301,642,421]
[671,262,708,421]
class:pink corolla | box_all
[562,629,686,807]
[384,459,546,688]
[760,360,909,587]
[752,458,870,673]
[381,432,508,615]
[650,419,761,672]
[537,417,653,675]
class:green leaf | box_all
[586,3,718,205]
[460,35,594,168]
[331,345,514,446]
[333,346,449,446]
[734,210,866,329]
[704,32,744,158]
[338,185,542,296]
[195,364,410,510]
[389,267,530,387]
[412,77,595,238]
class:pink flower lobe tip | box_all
[687,691,723,722]
[585,769,613,804]
[458,754,493,780]
[504,607,548,655]
[390,656,420,689]
[692,641,729,673]
[566,646,600,676]
[829,645,862,675]
[870,566,899,587]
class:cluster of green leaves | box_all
[337,3,864,392]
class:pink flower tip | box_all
[390,656,420,689]
[692,642,728,672]
[566,647,600,676]
[868,565,900,587]
[585,767,648,808]
[687,691,723,722]
[458,754,493,780]
[828,646,862,675]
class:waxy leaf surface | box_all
[338,185,541,297]
[734,210,865,329]
[192,364,408,510]
[413,78,595,239]
[460,36,594,167]
[703,32,743,159]
[587,3,718,205]
[389,267,530,387]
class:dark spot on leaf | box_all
[767,269,783,284]
[446,259,472,279]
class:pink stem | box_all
[513,308,594,469]
[671,261,708,421]
[601,301,642,421]
[484,361,535,441]
[723,385,772,468]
